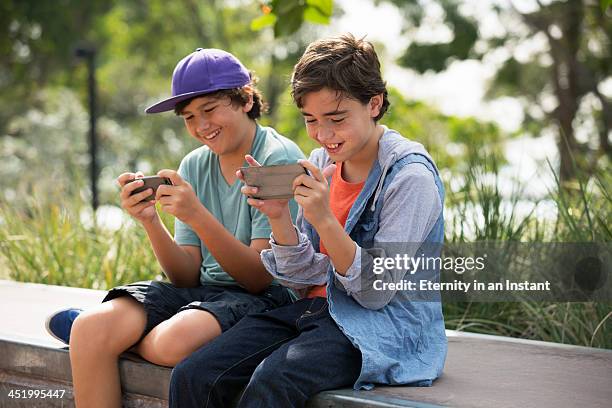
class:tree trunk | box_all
[542,0,583,183]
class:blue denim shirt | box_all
[261,128,447,390]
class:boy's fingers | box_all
[322,164,337,179]
[298,160,325,183]
[133,200,155,212]
[293,185,311,198]
[292,174,317,190]
[241,185,258,195]
[120,179,144,199]
[236,170,244,181]
[128,189,153,206]
[117,173,137,187]
[247,197,264,207]
[156,185,173,198]
[245,155,262,167]
[157,194,172,206]
[157,169,182,186]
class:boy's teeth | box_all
[205,129,220,140]
[327,143,339,149]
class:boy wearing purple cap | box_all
[45,48,304,407]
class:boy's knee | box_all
[70,306,139,355]
[249,362,274,384]
[70,312,111,349]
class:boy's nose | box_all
[317,126,334,142]
[196,118,211,134]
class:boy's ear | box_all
[242,85,255,112]
[369,94,384,119]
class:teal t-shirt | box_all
[174,124,305,286]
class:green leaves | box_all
[305,0,333,23]
[251,0,333,37]
[250,12,277,31]
[487,57,550,100]
[396,0,480,73]
[601,0,611,12]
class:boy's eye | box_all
[184,115,194,121]
[331,118,345,123]
[203,107,216,113]
[305,119,316,124]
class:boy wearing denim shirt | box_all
[169,34,447,408]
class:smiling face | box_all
[301,87,383,164]
[180,92,254,156]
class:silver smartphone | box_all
[240,164,307,200]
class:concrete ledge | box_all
[0,335,168,407]
[1,280,611,407]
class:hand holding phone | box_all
[127,176,173,202]
[239,156,302,243]
[240,163,307,200]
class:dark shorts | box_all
[103,280,293,340]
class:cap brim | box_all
[145,75,251,114]
[145,89,217,114]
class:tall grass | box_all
[442,154,611,349]
[0,194,170,290]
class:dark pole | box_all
[75,46,98,212]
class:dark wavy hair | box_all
[291,33,390,121]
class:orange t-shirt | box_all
[306,162,365,298]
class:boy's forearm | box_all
[314,217,356,276]
[187,205,272,293]
[142,216,200,287]
[268,208,298,246]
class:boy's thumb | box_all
[322,164,337,180]
[157,169,183,186]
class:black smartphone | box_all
[128,176,172,202]
[240,163,307,200]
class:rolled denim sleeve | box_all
[332,242,361,291]
[332,244,391,301]
[260,226,329,289]
[333,164,442,309]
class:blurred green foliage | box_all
[251,0,333,36]
[0,0,507,209]
[385,0,611,182]
[1,0,313,208]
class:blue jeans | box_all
[169,297,362,408]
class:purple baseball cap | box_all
[145,48,251,114]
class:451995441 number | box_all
[7,389,66,399]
